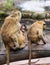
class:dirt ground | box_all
[4,57,50,65]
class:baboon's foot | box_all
[19,44,25,49]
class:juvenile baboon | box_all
[1,10,25,65]
[27,20,47,65]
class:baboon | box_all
[27,20,47,65]
[1,10,25,65]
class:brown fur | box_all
[27,20,47,65]
[27,20,47,44]
[1,10,25,65]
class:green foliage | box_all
[0,11,8,20]
[21,11,34,19]
[22,11,45,20]
[4,0,14,10]
[35,13,45,20]
[0,11,8,27]
[45,13,50,19]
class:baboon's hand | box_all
[40,35,46,44]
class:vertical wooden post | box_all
[28,41,32,65]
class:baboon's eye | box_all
[18,12,20,15]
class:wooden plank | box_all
[0,44,50,65]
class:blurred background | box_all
[0,0,50,65]
[0,0,50,28]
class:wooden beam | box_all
[0,44,50,65]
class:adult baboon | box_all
[1,10,25,65]
[27,20,47,65]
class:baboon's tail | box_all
[6,45,10,65]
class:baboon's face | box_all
[37,21,47,30]
[11,10,21,21]
[15,11,21,21]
